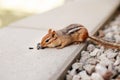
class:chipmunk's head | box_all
[39,29,61,49]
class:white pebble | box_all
[80,51,90,63]
[98,54,106,59]
[104,27,112,34]
[100,46,105,53]
[81,51,89,57]
[105,32,114,39]
[114,56,120,66]
[90,48,101,57]
[106,52,118,59]
[99,57,113,67]
[72,75,80,80]
[86,58,99,65]
[83,64,95,75]
[95,64,113,80]
[98,50,114,66]
[114,34,120,43]
[78,71,91,80]
[68,69,77,76]
[91,73,104,80]
[87,44,95,52]
[95,64,107,76]
[66,14,120,80]
[111,25,119,31]
[66,74,73,80]
[104,49,114,54]
[115,66,120,72]
[72,62,83,70]
[108,64,117,77]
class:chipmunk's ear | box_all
[52,31,56,37]
[48,29,52,33]
[52,31,56,34]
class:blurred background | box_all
[0,0,65,28]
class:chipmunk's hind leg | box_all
[78,32,88,42]
[77,27,88,42]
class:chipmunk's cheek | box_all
[47,43,56,48]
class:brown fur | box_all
[40,24,120,49]
[40,24,88,48]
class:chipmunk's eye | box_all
[45,39,49,42]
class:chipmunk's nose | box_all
[37,43,45,49]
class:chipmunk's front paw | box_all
[56,45,64,49]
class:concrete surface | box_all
[0,27,80,80]
[0,0,120,80]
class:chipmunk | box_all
[38,24,120,49]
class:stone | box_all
[102,71,113,80]
[72,62,83,70]
[81,51,89,57]
[114,56,120,66]
[98,54,106,60]
[104,32,114,39]
[68,69,77,76]
[95,64,113,80]
[104,49,114,54]
[99,57,113,67]
[91,73,104,80]
[99,55,116,67]
[98,52,114,66]
[87,44,95,52]
[72,75,80,80]
[109,58,116,62]
[86,58,99,65]
[100,46,105,53]
[66,74,73,80]
[106,52,118,59]
[90,48,101,57]
[103,27,112,34]
[80,51,90,63]
[115,66,120,73]
[83,64,95,75]
[114,34,120,43]
[95,64,107,76]
[118,52,120,56]
[78,71,91,80]
[111,25,119,31]
[108,65,117,78]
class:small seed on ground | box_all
[29,47,34,50]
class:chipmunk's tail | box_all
[88,35,120,49]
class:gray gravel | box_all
[66,13,120,80]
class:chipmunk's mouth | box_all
[37,43,46,49]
